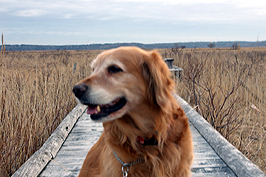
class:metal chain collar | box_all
[113,151,143,177]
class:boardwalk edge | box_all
[12,104,87,177]
[174,94,266,177]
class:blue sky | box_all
[1,0,266,45]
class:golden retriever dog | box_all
[73,46,193,177]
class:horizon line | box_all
[4,40,266,46]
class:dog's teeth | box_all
[97,105,101,112]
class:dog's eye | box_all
[107,65,123,74]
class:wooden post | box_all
[164,58,174,69]
[163,58,183,81]
[73,63,77,74]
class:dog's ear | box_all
[142,50,174,109]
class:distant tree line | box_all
[4,41,266,51]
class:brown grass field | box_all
[0,47,265,176]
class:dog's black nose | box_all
[73,83,88,99]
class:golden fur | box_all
[73,47,193,177]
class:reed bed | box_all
[0,50,100,176]
[165,47,266,173]
[0,47,265,176]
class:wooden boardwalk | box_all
[13,95,266,177]
[38,115,235,177]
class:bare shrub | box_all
[172,48,266,173]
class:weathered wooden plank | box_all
[192,158,227,168]
[175,94,266,177]
[12,104,87,177]
[191,166,236,177]
[39,113,103,177]
[189,124,236,176]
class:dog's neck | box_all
[136,136,158,146]
[136,122,171,146]
[102,111,171,163]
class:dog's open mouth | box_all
[87,97,127,120]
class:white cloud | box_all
[2,0,265,21]
[16,9,47,17]
[63,14,75,19]
[256,9,266,15]
[234,0,266,8]
[0,8,8,12]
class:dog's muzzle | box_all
[73,83,127,121]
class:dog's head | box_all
[73,46,174,123]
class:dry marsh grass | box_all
[0,50,101,176]
[0,47,265,176]
[164,47,266,173]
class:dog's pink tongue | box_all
[87,106,97,115]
